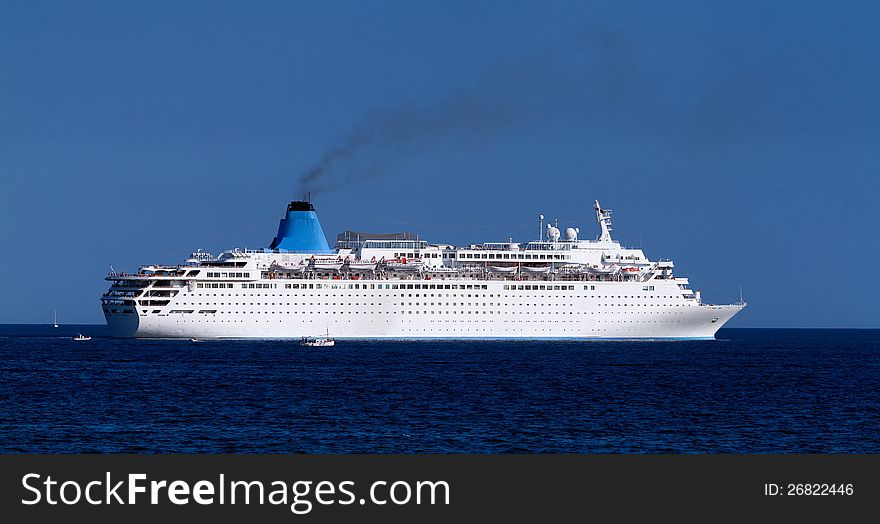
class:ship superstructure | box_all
[102,199,744,339]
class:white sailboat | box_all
[53,310,59,328]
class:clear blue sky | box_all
[1,0,878,326]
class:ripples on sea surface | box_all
[0,326,878,453]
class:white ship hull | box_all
[102,198,746,339]
[105,278,743,339]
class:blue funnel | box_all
[269,201,333,253]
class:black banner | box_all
[1,455,875,522]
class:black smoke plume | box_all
[296,25,642,196]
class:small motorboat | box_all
[73,333,91,341]
[189,338,203,343]
[300,329,335,347]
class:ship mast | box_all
[595,200,613,242]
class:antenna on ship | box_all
[538,214,544,242]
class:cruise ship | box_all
[102,199,745,339]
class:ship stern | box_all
[104,311,140,338]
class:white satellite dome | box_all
[565,227,578,241]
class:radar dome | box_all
[565,227,578,241]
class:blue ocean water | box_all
[0,325,877,453]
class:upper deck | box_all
[106,199,675,286]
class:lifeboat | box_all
[488,265,519,273]
[587,265,618,275]
[426,267,459,274]
[311,255,344,271]
[313,262,343,271]
[270,260,306,272]
[384,257,424,271]
[346,260,378,271]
